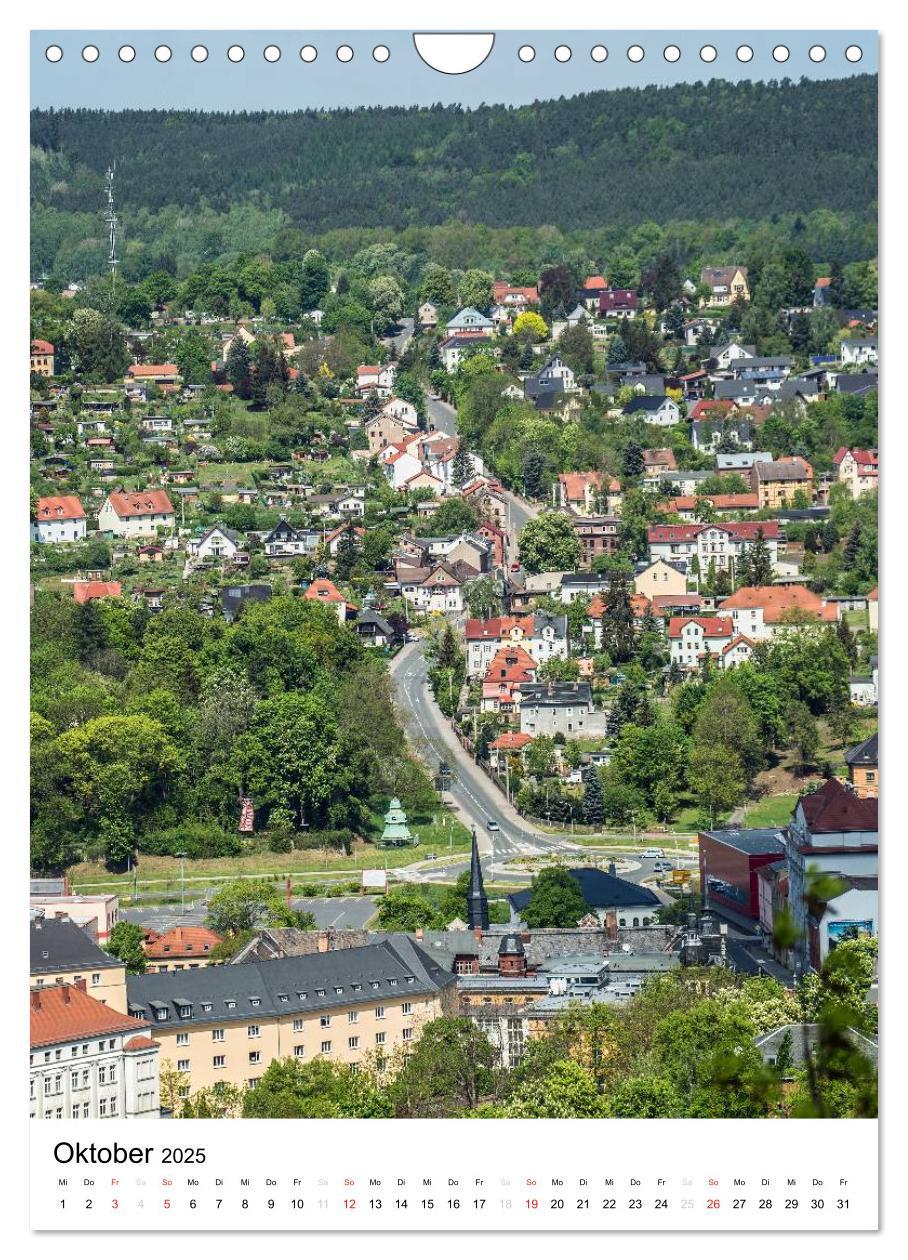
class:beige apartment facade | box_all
[128,938,457,1096]
[31,915,129,1013]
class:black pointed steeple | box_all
[467,827,490,930]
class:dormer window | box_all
[178,1005,192,1018]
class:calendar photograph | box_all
[27,25,878,1163]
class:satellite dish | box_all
[413,33,495,75]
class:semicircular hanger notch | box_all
[413,32,495,75]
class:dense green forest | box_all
[30,75,877,282]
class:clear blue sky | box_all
[31,30,877,110]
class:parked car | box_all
[510,562,521,572]
[487,819,500,832]
[641,847,665,859]
[653,859,673,872]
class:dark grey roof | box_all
[835,373,879,395]
[356,610,394,636]
[702,827,787,855]
[127,938,455,1027]
[510,868,660,915]
[519,681,594,708]
[753,461,810,482]
[497,932,525,956]
[845,732,878,766]
[623,395,672,413]
[30,917,121,974]
[221,583,272,621]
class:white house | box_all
[30,981,160,1122]
[445,307,494,336]
[839,338,878,366]
[622,395,682,427]
[667,616,736,671]
[356,363,396,397]
[398,563,464,613]
[189,524,241,562]
[262,520,320,557]
[31,495,87,544]
[465,612,569,678]
[98,490,175,539]
[709,342,756,370]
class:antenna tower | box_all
[104,164,119,281]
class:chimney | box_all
[30,990,41,1011]
[317,931,330,953]
[74,978,87,993]
[605,910,618,941]
[473,927,483,942]
[414,928,424,941]
[520,931,531,944]
[608,861,616,878]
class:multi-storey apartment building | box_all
[30,980,160,1121]
[126,939,456,1095]
[30,915,128,1013]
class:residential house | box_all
[519,681,606,738]
[718,584,839,639]
[125,363,180,387]
[445,308,495,336]
[527,356,577,394]
[304,578,357,624]
[221,584,272,623]
[868,586,879,633]
[30,982,160,1121]
[263,520,319,557]
[832,447,878,498]
[839,338,878,366]
[634,558,688,602]
[356,363,396,397]
[622,395,681,427]
[465,612,569,678]
[488,731,534,769]
[579,274,609,309]
[355,610,396,647]
[700,265,750,307]
[29,894,120,944]
[31,338,55,377]
[556,471,620,515]
[508,867,661,929]
[397,563,465,614]
[31,495,87,544]
[492,282,539,311]
[708,342,756,371]
[438,334,493,372]
[126,939,456,1093]
[750,459,813,509]
[98,489,175,538]
[667,616,736,671]
[476,520,507,568]
[642,448,676,475]
[417,301,438,328]
[73,581,122,604]
[598,288,637,318]
[190,524,241,563]
[481,644,538,714]
[656,492,760,518]
[647,521,781,576]
[845,732,878,800]
[324,524,366,557]
[143,927,224,973]
[30,915,128,1013]
[572,516,620,568]
[785,779,878,970]
[715,451,773,472]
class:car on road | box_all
[487,819,500,831]
[653,859,673,873]
[510,562,521,571]
[641,847,665,859]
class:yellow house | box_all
[634,558,688,601]
[30,915,128,1013]
[31,339,55,377]
[127,939,456,1095]
[700,266,750,307]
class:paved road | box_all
[386,316,414,359]
[290,896,376,929]
[427,395,457,437]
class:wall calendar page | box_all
[20,6,885,1244]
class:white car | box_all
[641,848,665,859]
[487,820,500,832]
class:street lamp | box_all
[176,851,187,916]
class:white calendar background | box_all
[30,1118,878,1231]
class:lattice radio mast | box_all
[104,164,119,281]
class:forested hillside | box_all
[31,75,877,282]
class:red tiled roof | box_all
[305,579,345,604]
[650,593,703,614]
[465,615,534,640]
[489,732,534,750]
[721,633,756,654]
[35,495,85,521]
[144,926,223,959]
[719,585,839,623]
[667,616,734,639]
[73,581,122,604]
[30,983,149,1049]
[492,282,539,303]
[558,471,603,500]
[31,339,54,354]
[106,490,174,518]
[798,777,878,834]
[126,363,179,378]
[642,448,677,469]
[583,275,607,290]
[657,494,760,513]
[123,1036,158,1051]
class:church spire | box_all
[467,827,489,930]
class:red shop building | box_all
[698,828,788,921]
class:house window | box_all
[375,1007,385,1019]
[348,1011,358,1024]
[402,1003,412,1016]
[212,1029,224,1042]
[294,1045,305,1058]
[249,1052,261,1065]
[176,1032,189,1046]
[375,1032,386,1045]
[91,974,101,986]
[293,1019,304,1032]
[320,1041,332,1055]
[247,1025,260,1038]
[402,1028,413,1042]
[348,1037,360,1050]
[320,1015,331,1028]
[213,1056,226,1069]
[178,1005,192,1018]
[177,1060,190,1072]
[99,1099,107,1117]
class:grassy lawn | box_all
[734,794,799,828]
[844,609,869,631]
[67,821,472,895]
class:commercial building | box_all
[698,827,788,922]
